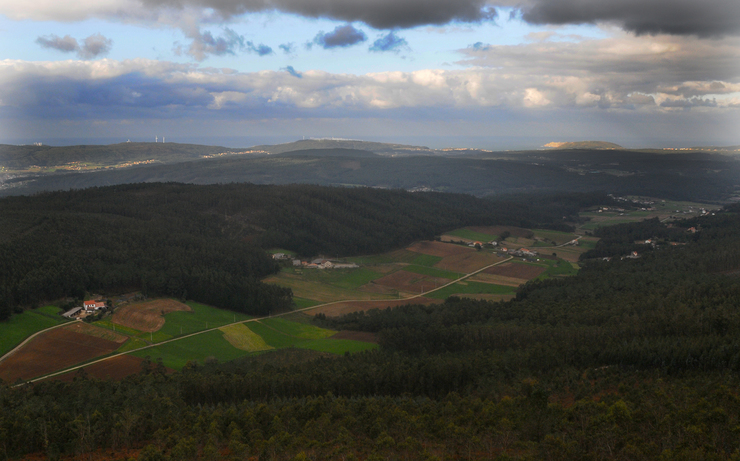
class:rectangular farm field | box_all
[0,308,68,357]
[129,330,251,370]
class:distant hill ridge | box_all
[273,148,379,158]
[543,141,623,150]
[250,139,438,156]
[0,142,240,169]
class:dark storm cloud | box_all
[313,24,367,49]
[140,0,497,29]
[369,32,408,53]
[36,33,112,59]
[519,0,740,37]
[36,34,79,53]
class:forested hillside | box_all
[0,142,241,169]
[0,183,596,318]
[2,204,740,459]
[4,147,738,200]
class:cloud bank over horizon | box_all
[0,0,737,147]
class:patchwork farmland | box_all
[1,227,589,383]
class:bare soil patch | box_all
[43,355,146,382]
[331,331,378,343]
[470,273,525,287]
[436,252,505,273]
[65,322,129,343]
[311,297,442,317]
[407,241,473,257]
[371,270,450,293]
[0,326,123,383]
[484,262,546,279]
[112,299,191,332]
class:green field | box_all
[0,306,68,356]
[247,321,375,355]
[531,229,578,246]
[220,324,273,352]
[293,297,321,309]
[444,228,498,242]
[130,330,252,369]
[157,301,252,339]
[427,281,516,300]
[261,317,335,339]
[411,253,443,267]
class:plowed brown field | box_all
[371,270,450,293]
[407,241,473,257]
[483,262,546,279]
[43,355,146,382]
[311,297,441,317]
[112,299,191,332]
[436,252,506,273]
[0,325,125,383]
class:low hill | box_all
[0,142,243,170]
[543,141,623,150]
[273,148,378,158]
[249,139,438,156]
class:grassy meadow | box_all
[0,306,68,357]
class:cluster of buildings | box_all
[62,299,108,319]
[273,253,359,269]
[293,259,359,269]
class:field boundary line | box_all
[0,320,76,364]
[15,256,513,386]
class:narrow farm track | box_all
[13,256,514,385]
[0,320,76,363]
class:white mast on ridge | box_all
[155,135,158,143]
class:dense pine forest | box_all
[1,197,740,459]
[0,183,605,319]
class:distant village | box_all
[272,253,359,269]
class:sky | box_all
[0,0,738,149]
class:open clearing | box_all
[435,251,506,273]
[310,297,442,317]
[370,269,451,294]
[407,241,474,257]
[112,299,191,332]
[0,306,67,357]
[470,273,527,287]
[264,272,392,303]
[219,324,273,352]
[64,322,129,343]
[484,262,547,279]
[42,355,146,382]
[0,325,125,383]
[130,330,251,370]
[261,318,336,339]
